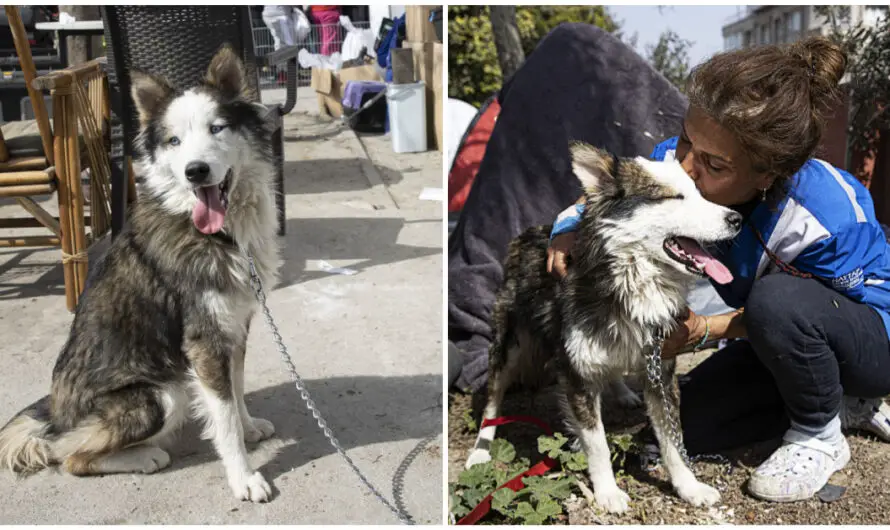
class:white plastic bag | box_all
[292,8,310,43]
[339,15,377,62]
[298,48,343,71]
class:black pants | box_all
[681,272,890,455]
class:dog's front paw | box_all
[594,486,631,514]
[465,449,492,469]
[244,417,275,443]
[676,480,720,507]
[140,446,172,474]
[231,471,272,503]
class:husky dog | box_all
[0,46,281,503]
[465,143,743,513]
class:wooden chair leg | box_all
[53,96,76,312]
[52,83,88,311]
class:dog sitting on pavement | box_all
[0,45,282,503]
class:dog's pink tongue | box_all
[192,186,226,235]
[676,237,734,285]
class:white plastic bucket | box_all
[386,81,427,153]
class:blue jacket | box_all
[651,137,890,337]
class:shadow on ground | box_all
[0,248,66,300]
[284,158,403,195]
[281,112,345,144]
[276,217,440,289]
[164,373,442,491]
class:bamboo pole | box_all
[52,83,78,311]
[15,197,62,237]
[0,157,48,171]
[0,184,54,197]
[0,236,61,247]
[0,216,89,230]
[0,171,53,186]
[5,6,53,166]
[56,79,88,308]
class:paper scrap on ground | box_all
[317,260,358,276]
[419,187,444,201]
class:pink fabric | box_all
[313,9,341,56]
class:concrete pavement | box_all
[0,91,444,524]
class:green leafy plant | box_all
[607,432,639,477]
[539,431,588,471]
[450,430,647,524]
[461,409,478,433]
[646,29,694,94]
[451,434,593,524]
[448,6,622,108]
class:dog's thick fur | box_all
[466,143,743,514]
[0,46,282,503]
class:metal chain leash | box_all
[244,251,414,525]
[645,330,732,474]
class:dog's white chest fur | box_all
[564,325,650,377]
[563,266,688,379]
[201,289,256,339]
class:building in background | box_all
[722,5,890,225]
[722,5,887,51]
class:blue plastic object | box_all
[376,13,405,83]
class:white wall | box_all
[369,4,406,36]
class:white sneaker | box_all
[747,429,850,503]
[841,396,890,442]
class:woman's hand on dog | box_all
[547,232,576,278]
[661,309,709,359]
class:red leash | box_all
[455,416,559,525]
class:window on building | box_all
[724,32,742,50]
[788,9,802,33]
[774,18,782,43]
[760,24,769,44]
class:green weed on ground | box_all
[450,433,641,525]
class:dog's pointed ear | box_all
[569,142,617,194]
[130,71,174,127]
[205,44,248,100]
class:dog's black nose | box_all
[185,161,211,183]
[725,211,743,232]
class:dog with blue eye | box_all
[0,45,282,503]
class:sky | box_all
[607,5,746,66]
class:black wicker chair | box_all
[101,6,297,237]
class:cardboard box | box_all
[310,64,382,118]
[402,40,443,150]
[405,5,439,43]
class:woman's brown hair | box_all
[685,36,847,198]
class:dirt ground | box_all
[448,352,890,525]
